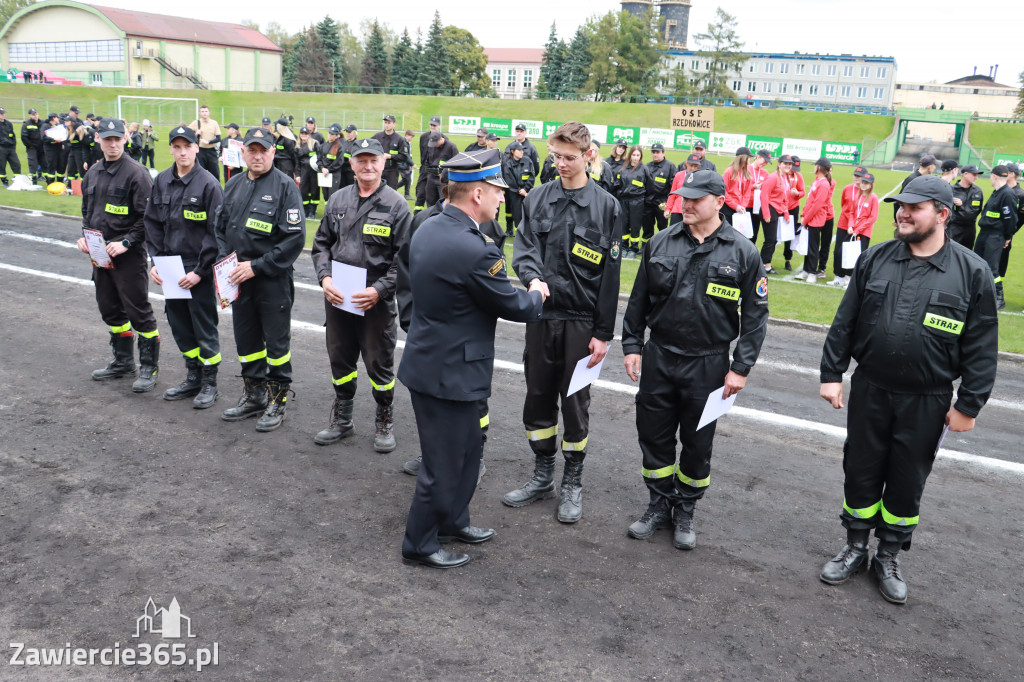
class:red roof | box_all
[89,4,282,53]
[483,48,545,64]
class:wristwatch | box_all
[121,239,131,248]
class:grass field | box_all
[967,121,1024,157]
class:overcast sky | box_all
[111,0,1022,86]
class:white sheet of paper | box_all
[697,385,738,430]
[934,424,950,454]
[566,354,605,397]
[317,172,333,188]
[221,148,241,167]
[331,261,367,316]
[152,255,192,299]
[776,215,795,242]
[793,225,809,255]
[753,189,761,214]
[213,252,239,308]
[82,228,112,269]
[842,237,862,269]
[731,211,754,238]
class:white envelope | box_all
[152,255,192,299]
[566,354,605,397]
[331,261,367,316]
[697,385,738,430]
[776,215,795,242]
[731,211,754,238]
[317,172,333,188]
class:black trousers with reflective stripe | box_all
[0,145,21,179]
[27,146,41,178]
[641,202,668,241]
[840,374,950,545]
[92,246,158,334]
[232,273,293,384]
[506,192,525,232]
[403,390,483,557]
[43,144,61,179]
[164,277,220,365]
[68,150,87,180]
[622,197,644,246]
[636,343,726,509]
[523,319,592,457]
[324,297,396,405]
[299,169,319,207]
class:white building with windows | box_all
[666,51,897,109]
[483,48,543,99]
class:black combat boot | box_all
[628,497,673,539]
[314,398,354,445]
[502,454,556,507]
[672,502,697,550]
[820,529,870,585]
[256,381,291,432]
[131,335,160,393]
[92,332,136,381]
[192,364,218,409]
[221,378,268,421]
[164,358,201,400]
[872,542,908,604]
[996,282,1006,311]
[373,403,396,452]
[556,452,584,523]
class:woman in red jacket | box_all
[782,155,806,271]
[748,149,771,245]
[796,157,836,284]
[721,146,753,226]
[759,154,794,274]
[830,172,877,287]
[665,153,701,218]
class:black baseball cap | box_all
[815,157,832,170]
[990,165,1009,178]
[243,127,274,148]
[885,174,953,209]
[1007,163,1020,176]
[651,143,665,152]
[69,105,79,112]
[344,124,357,132]
[960,164,981,175]
[299,127,310,135]
[168,125,197,144]
[507,140,524,151]
[778,154,793,164]
[485,132,499,141]
[27,107,37,114]
[514,123,527,131]
[226,122,239,130]
[429,115,441,125]
[275,117,289,126]
[791,155,802,168]
[0,108,5,115]
[261,117,271,125]
[328,123,341,135]
[351,138,385,156]
[861,172,876,183]
[693,138,707,149]
[919,154,937,167]
[615,139,628,146]
[383,114,396,123]
[685,153,701,165]
[672,170,725,198]
[735,146,751,156]
[757,149,772,162]
[476,128,487,136]
[940,159,959,172]
[96,117,125,138]
[853,165,866,177]
[427,131,442,144]
[306,116,315,123]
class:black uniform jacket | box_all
[512,178,622,341]
[615,163,652,200]
[372,130,408,168]
[144,164,224,280]
[503,156,536,193]
[398,204,543,402]
[977,184,1018,239]
[540,155,559,184]
[820,239,998,417]
[317,138,346,175]
[622,217,769,376]
[505,139,540,179]
[423,137,458,173]
[0,119,16,147]
[20,119,42,149]
[646,158,678,204]
[81,153,153,247]
[273,135,298,176]
[311,180,412,301]
[214,166,305,278]
[587,159,615,195]
[949,182,984,231]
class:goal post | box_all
[116,95,199,128]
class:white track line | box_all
[2,261,1021,476]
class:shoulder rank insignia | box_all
[488,257,506,277]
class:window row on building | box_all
[9,39,124,62]
[491,67,535,90]
[729,80,887,99]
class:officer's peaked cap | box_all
[445,149,508,188]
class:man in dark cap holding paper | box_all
[819,174,998,604]
[372,114,407,190]
[422,130,457,207]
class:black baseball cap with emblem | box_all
[344,124,357,132]
[853,165,866,177]
[694,138,707,149]
[306,116,316,123]
[299,127,309,135]
[685,153,701,165]
[69,105,79,113]
[383,114,396,123]
[243,127,274,149]
[445,149,508,188]
[506,140,523,151]
[352,139,385,156]
[429,115,441,126]
[514,123,527,131]
[615,139,628,146]
[485,132,499,141]
[884,174,954,210]
[27,107,37,114]
[261,117,271,125]
[0,108,5,115]
[328,123,342,135]
[168,125,197,144]
[960,164,981,175]
[651,143,665,152]
[476,128,487,136]
[757,149,772,162]
[672,170,725,199]
[96,117,125,138]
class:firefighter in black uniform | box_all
[422,131,458,208]
[399,149,546,569]
[310,138,411,452]
[40,113,63,185]
[372,114,407,190]
[948,164,983,249]
[622,170,769,549]
[67,121,90,182]
[87,115,103,167]
[999,163,1024,306]
[305,116,325,146]
[0,107,21,185]
[272,118,299,180]
[464,127,487,153]
[317,123,345,203]
[21,108,43,183]
[215,127,305,432]
[505,121,622,524]
[74,118,160,392]
[692,139,717,172]
[643,143,676,239]
[414,116,442,211]
[615,146,653,257]
[540,151,558,184]
[819,175,998,605]
[973,165,1017,310]
[297,127,320,218]
[144,125,224,408]
[586,140,615,194]
[502,140,535,236]
[397,129,414,198]
[507,123,540,176]
[396,167,507,479]
[340,124,358,189]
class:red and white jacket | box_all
[666,169,688,214]
[837,183,860,230]
[722,166,753,211]
[786,172,805,212]
[760,171,791,222]
[802,177,836,228]
[848,192,878,237]
[748,166,770,210]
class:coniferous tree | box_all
[391,28,416,91]
[419,11,452,92]
[316,16,345,91]
[563,25,592,94]
[539,23,566,97]
[360,20,390,88]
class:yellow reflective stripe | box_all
[843,499,881,520]
[326,154,337,160]
[332,370,357,385]
[182,347,201,359]
[266,351,291,366]
[562,436,589,452]
[137,329,160,339]
[369,377,396,391]
[521,174,530,180]
[971,200,980,206]
[239,349,267,363]
[109,322,132,334]
[654,176,667,183]
[105,203,128,215]
[631,179,644,187]
[389,149,398,154]
[572,242,603,265]
[479,413,490,429]
[199,353,221,365]
[880,502,919,527]
[245,217,272,233]
[183,209,207,221]
[706,283,740,301]
[363,224,391,237]
[526,425,558,441]
[985,210,1001,218]
[590,172,600,180]
[923,313,963,335]
[642,464,676,479]
[677,470,710,487]
[993,276,1003,284]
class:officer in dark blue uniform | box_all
[399,149,546,569]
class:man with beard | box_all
[818,175,998,605]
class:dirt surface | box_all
[1,210,1023,680]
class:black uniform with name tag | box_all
[371,130,408,189]
[0,117,22,183]
[642,157,677,238]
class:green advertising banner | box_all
[543,121,563,138]
[823,141,863,163]
[994,153,1024,166]
[481,117,512,136]
[745,135,784,157]
[606,125,640,146]
[673,130,710,151]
